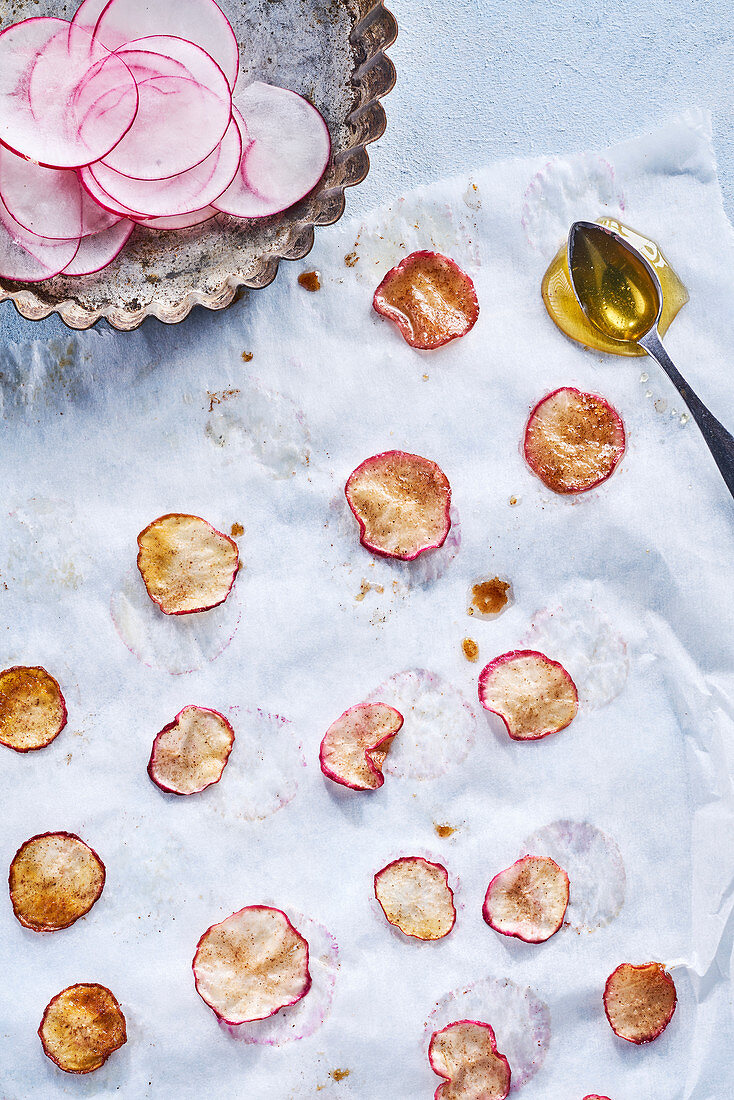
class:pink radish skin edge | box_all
[319,704,403,791]
[192,905,312,1024]
[345,451,452,562]
[524,386,626,495]
[478,649,579,741]
[429,1020,511,1100]
[482,855,570,944]
[374,857,456,940]
[147,706,235,795]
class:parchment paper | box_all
[1,110,732,1099]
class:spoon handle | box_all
[638,327,734,499]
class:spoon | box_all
[567,220,734,498]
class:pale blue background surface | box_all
[2,0,733,343]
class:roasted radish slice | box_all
[374,857,456,940]
[193,905,311,1024]
[9,832,105,932]
[39,983,126,1074]
[137,513,239,615]
[148,705,234,795]
[478,650,578,741]
[373,251,479,350]
[524,387,626,494]
[482,856,569,943]
[345,451,452,561]
[0,665,67,753]
[319,703,403,791]
[429,1020,511,1100]
[603,962,676,1044]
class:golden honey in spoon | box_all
[541,218,688,355]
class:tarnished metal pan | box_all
[0,0,396,330]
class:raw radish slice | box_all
[524,387,626,494]
[39,984,126,1075]
[603,962,676,1044]
[0,195,79,282]
[100,37,232,180]
[83,0,240,89]
[345,451,452,561]
[0,18,138,169]
[373,252,480,350]
[319,703,403,791]
[213,82,330,218]
[193,906,311,1024]
[134,206,218,230]
[61,219,134,275]
[78,166,145,218]
[374,857,456,940]
[429,1021,511,1100]
[0,148,118,240]
[9,832,105,932]
[583,1096,613,1099]
[0,665,67,753]
[478,650,578,741]
[137,513,239,616]
[148,705,234,795]
[88,113,241,217]
[482,855,569,943]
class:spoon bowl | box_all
[567,220,734,499]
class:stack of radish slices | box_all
[0,0,331,281]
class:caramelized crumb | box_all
[230,523,244,538]
[298,271,321,292]
[462,638,479,662]
[355,579,384,602]
[435,823,456,838]
[471,578,510,616]
[241,351,253,363]
[330,1068,351,1082]
[509,496,518,506]
[344,251,359,267]
[207,388,240,412]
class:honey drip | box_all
[542,218,688,356]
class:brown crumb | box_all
[355,579,384,602]
[344,251,359,267]
[470,578,510,617]
[509,496,518,506]
[230,522,244,538]
[434,823,456,838]
[330,1069,351,1082]
[298,271,321,292]
[207,388,240,412]
[462,638,479,662]
[241,351,253,363]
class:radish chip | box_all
[524,387,626,494]
[319,703,403,791]
[428,976,551,1090]
[148,705,234,795]
[193,905,311,1024]
[374,857,456,940]
[62,219,134,276]
[478,649,578,741]
[9,832,105,932]
[0,148,117,240]
[373,251,479,350]
[429,1021,511,1100]
[603,962,676,1044]
[39,984,126,1074]
[136,513,239,615]
[584,1096,613,1099]
[214,82,330,219]
[0,665,67,753]
[0,18,138,169]
[482,856,569,943]
[345,451,452,561]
